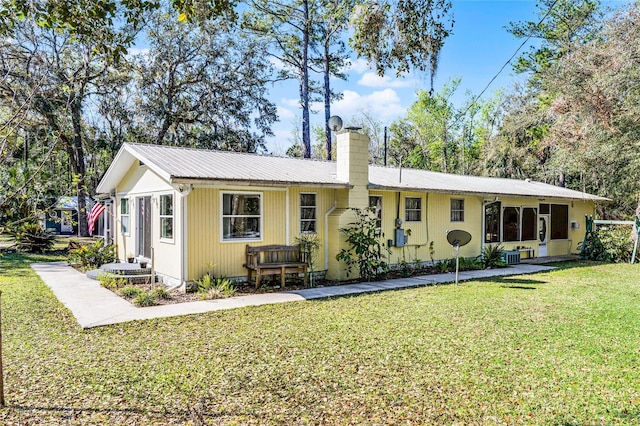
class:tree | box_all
[350,0,454,90]
[2,0,237,61]
[388,80,461,172]
[0,21,122,234]
[537,3,640,215]
[507,0,603,83]
[243,0,317,158]
[314,0,352,159]
[132,8,277,151]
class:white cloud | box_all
[328,89,406,123]
[343,57,372,74]
[280,97,299,109]
[277,105,296,120]
[357,72,419,89]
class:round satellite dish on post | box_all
[446,230,472,248]
[328,115,343,132]
[446,230,472,285]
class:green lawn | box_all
[0,253,639,425]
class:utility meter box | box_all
[394,229,407,248]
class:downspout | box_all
[286,188,290,245]
[179,184,193,290]
[324,195,337,270]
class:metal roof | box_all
[96,143,610,202]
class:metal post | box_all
[455,244,460,285]
[0,291,5,406]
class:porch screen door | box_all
[136,196,152,258]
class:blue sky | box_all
[267,0,542,154]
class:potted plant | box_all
[127,253,135,263]
[140,260,148,268]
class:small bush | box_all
[119,285,143,298]
[336,207,389,281]
[132,290,158,307]
[68,239,116,271]
[150,287,171,300]
[10,223,55,253]
[583,226,635,263]
[482,244,506,269]
[98,273,127,291]
[196,273,236,299]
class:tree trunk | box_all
[71,97,89,237]
[301,0,311,158]
[323,38,332,160]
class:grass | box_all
[0,252,639,424]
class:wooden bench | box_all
[244,245,308,288]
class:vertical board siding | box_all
[187,188,286,280]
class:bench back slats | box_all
[246,244,307,266]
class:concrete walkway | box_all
[32,262,555,329]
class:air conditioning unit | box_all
[502,250,521,265]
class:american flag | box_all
[88,203,105,236]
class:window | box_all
[484,201,501,243]
[405,197,422,222]
[120,198,130,235]
[550,204,568,240]
[521,207,537,241]
[300,193,316,233]
[222,193,261,240]
[369,195,382,229]
[503,207,520,241]
[450,199,464,222]
[159,194,173,239]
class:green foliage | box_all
[68,239,116,271]
[97,273,127,291]
[196,269,236,299]
[350,0,453,86]
[150,287,172,300]
[132,290,158,307]
[9,223,55,253]
[295,232,320,286]
[118,285,144,298]
[482,244,507,269]
[336,208,389,281]
[582,227,635,263]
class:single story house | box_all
[95,131,609,289]
[44,196,95,235]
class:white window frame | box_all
[220,191,263,242]
[120,197,130,236]
[300,192,317,234]
[369,195,383,230]
[159,193,174,241]
[405,196,422,222]
[450,198,465,222]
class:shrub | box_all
[132,290,158,307]
[482,244,506,269]
[97,273,127,291]
[583,226,635,263]
[68,239,116,271]
[196,272,236,299]
[10,223,55,253]
[336,208,389,281]
[150,287,171,300]
[119,285,143,298]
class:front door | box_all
[136,196,152,259]
[538,215,549,257]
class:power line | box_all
[457,0,560,119]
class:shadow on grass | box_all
[493,277,549,290]
[6,403,222,422]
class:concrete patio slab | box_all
[32,261,555,329]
